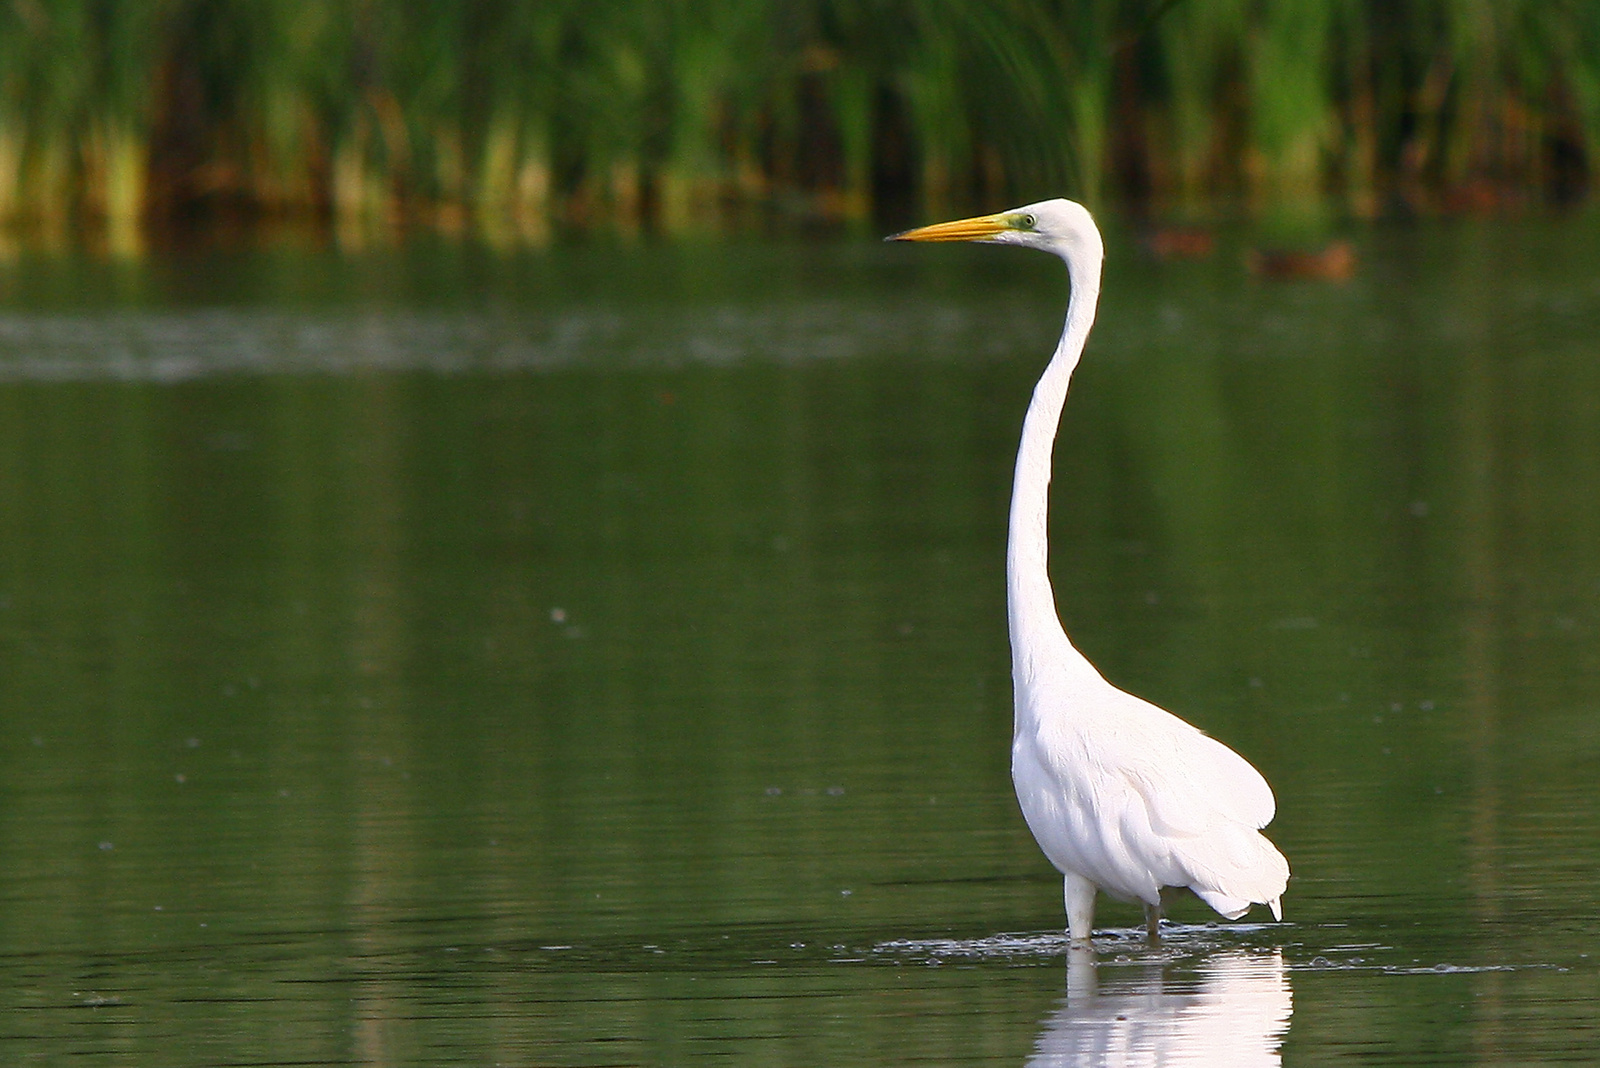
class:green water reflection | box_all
[0,219,1597,1064]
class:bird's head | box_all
[887,198,1102,268]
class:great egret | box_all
[890,200,1289,943]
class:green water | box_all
[0,218,1598,1065]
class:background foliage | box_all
[1,0,1597,239]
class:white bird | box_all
[890,199,1289,943]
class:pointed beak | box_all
[886,212,1010,243]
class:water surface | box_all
[0,219,1597,1064]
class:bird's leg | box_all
[1063,872,1097,944]
[1065,942,1097,1001]
[1146,887,1186,943]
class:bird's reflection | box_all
[1028,946,1291,1067]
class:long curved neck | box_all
[1008,250,1101,683]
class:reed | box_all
[0,0,1596,241]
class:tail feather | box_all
[1194,889,1250,919]
[1194,889,1286,922]
[1181,824,1290,923]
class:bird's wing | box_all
[1100,689,1278,836]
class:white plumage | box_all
[891,199,1289,941]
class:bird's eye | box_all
[1021,213,1037,230]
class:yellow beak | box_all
[886,212,1010,242]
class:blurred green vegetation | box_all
[0,0,1598,245]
